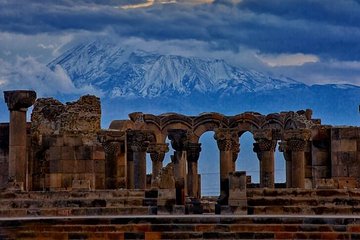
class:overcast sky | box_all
[1,0,360,96]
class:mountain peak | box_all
[48,40,305,98]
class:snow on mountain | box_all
[48,40,304,98]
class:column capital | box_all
[127,130,155,152]
[283,129,311,141]
[168,129,188,151]
[147,143,169,163]
[253,129,274,141]
[98,130,125,143]
[102,141,121,155]
[214,128,239,151]
[253,139,277,153]
[186,142,202,163]
[4,90,37,111]
[283,129,311,152]
[147,143,169,154]
[286,139,308,152]
[232,141,240,162]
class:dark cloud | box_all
[0,0,360,61]
[238,0,360,28]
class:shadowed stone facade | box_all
[2,90,360,217]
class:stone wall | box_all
[331,127,360,188]
[0,124,9,189]
[311,126,332,188]
[30,95,105,190]
[31,95,101,136]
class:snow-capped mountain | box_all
[48,40,304,98]
[47,40,360,127]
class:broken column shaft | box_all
[4,90,36,190]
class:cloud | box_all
[1,0,359,62]
[269,59,360,86]
[256,53,319,67]
[0,56,102,97]
[1,0,360,87]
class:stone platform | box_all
[1,189,360,239]
[1,215,360,239]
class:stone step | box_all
[5,230,357,240]
[0,197,157,209]
[248,196,360,207]
[247,188,357,198]
[0,206,153,217]
[9,224,358,239]
[248,205,359,215]
[0,189,146,200]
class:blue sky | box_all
[1,0,360,96]
[1,0,359,195]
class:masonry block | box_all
[49,159,61,173]
[47,147,61,161]
[92,149,105,160]
[72,179,90,190]
[63,136,83,147]
[61,146,76,160]
[75,146,92,160]
[94,160,105,173]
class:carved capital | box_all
[168,129,188,151]
[253,139,277,152]
[127,130,155,152]
[214,128,239,151]
[283,129,311,152]
[287,139,307,152]
[278,141,287,152]
[283,129,311,142]
[232,142,240,162]
[4,90,37,111]
[98,130,125,157]
[253,129,273,141]
[102,141,121,156]
[186,142,202,163]
[98,130,125,143]
[147,143,169,163]
[278,141,292,161]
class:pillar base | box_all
[72,180,91,191]
[5,180,24,192]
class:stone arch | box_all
[229,112,262,133]
[262,113,284,130]
[193,113,229,141]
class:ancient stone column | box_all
[101,141,121,189]
[232,141,240,172]
[284,129,311,188]
[98,130,125,189]
[4,90,36,190]
[278,141,292,188]
[127,130,155,189]
[186,142,201,199]
[127,149,135,189]
[168,129,188,205]
[147,143,169,182]
[214,128,239,205]
[253,129,276,188]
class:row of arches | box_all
[108,111,315,200]
[144,131,286,196]
[111,110,314,144]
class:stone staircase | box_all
[0,190,157,217]
[2,189,360,239]
[247,188,360,215]
[1,215,360,239]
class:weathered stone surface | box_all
[31,95,100,136]
[152,163,175,189]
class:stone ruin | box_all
[4,90,360,239]
[1,90,360,215]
